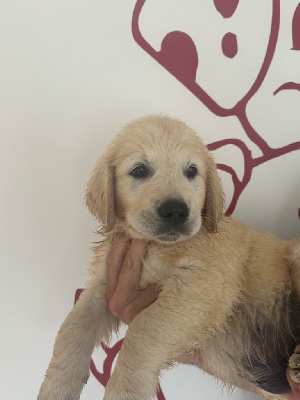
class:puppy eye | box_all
[186,165,198,179]
[129,164,149,179]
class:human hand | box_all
[283,368,300,400]
[179,354,300,399]
[106,237,159,324]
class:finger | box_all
[177,351,203,365]
[287,367,300,399]
[115,239,148,299]
[106,236,129,302]
[122,284,159,324]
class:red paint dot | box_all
[213,0,240,18]
[222,32,238,58]
[159,31,198,83]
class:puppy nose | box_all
[158,200,189,224]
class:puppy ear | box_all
[85,156,115,233]
[202,154,224,233]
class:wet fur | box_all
[38,115,300,400]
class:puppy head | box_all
[86,115,224,241]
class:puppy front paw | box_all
[289,345,300,383]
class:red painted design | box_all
[89,341,123,387]
[132,0,300,216]
[159,31,198,83]
[292,3,300,50]
[221,32,238,58]
[215,1,239,59]
[213,0,240,18]
[274,82,300,95]
[74,288,83,303]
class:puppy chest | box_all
[139,244,212,289]
[139,247,183,288]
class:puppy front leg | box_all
[38,277,117,400]
[104,270,236,400]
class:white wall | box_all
[0,1,299,399]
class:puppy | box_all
[38,115,300,400]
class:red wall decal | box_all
[214,0,239,58]
[221,32,238,58]
[132,0,300,216]
[213,0,240,19]
[274,82,300,95]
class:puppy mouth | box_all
[156,232,182,242]
[128,213,194,242]
[127,222,188,242]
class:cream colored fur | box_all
[38,115,300,400]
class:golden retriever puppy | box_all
[38,115,300,400]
